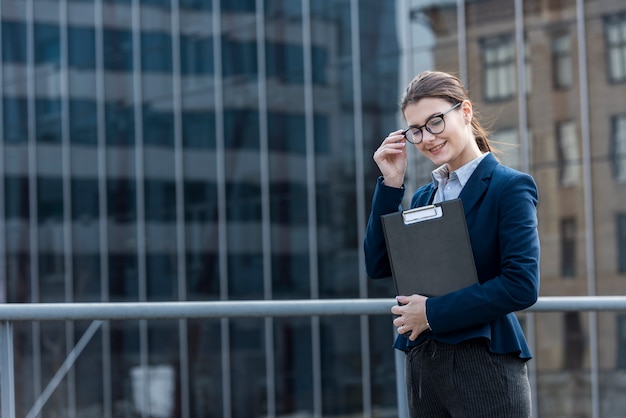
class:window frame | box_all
[611,114,626,182]
[556,120,580,187]
[605,13,626,84]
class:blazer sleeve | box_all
[426,172,540,333]
[363,177,404,279]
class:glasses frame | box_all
[402,102,462,144]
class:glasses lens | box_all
[426,116,445,134]
[406,129,422,144]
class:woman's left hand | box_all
[391,294,429,341]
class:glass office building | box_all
[2,0,626,417]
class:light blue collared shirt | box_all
[432,152,490,204]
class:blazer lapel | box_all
[458,153,498,215]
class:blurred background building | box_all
[0,0,625,417]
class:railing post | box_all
[0,320,16,418]
[394,326,409,418]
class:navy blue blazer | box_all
[364,153,540,359]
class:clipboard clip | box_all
[402,204,443,225]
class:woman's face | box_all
[403,97,482,172]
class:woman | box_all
[363,70,539,417]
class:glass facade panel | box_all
[2,21,27,63]
[3,98,28,143]
[2,1,626,417]
[103,28,134,72]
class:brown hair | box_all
[400,71,494,153]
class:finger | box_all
[390,304,402,315]
[396,295,409,305]
[384,131,406,144]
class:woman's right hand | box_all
[373,130,407,188]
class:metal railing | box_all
[1,296,626,418]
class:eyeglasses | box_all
[402,102,461,144]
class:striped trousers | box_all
[405,338,532,418]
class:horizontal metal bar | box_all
[532,296,626,311]
[0,297,624,321]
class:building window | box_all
[482,36,516,101]
[68,27,95,70]
[103,28,133,71]
[2,21,27,63]
[618,316,626,368]
[619,214,626,274]
[563,312,584,370]
[552,32,573,89]
[605,13,626,83]
[180,35,214,75]
[557,120,579,187]
[612,115,626,182]
[560,217,576,278]
[141,32,173,73]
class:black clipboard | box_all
[380,199,478,297]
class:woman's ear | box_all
[461,100,473,124]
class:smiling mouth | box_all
[429,142,445,153]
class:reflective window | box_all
[552,32,573,89]
[73,255,101,302]
[612,115,626,182]
[312,46,328,85]
[228,254,263,299]
[106,102,135,145]
[34,24,60,66]
[563,312,584,369]
[70,100,98,145]
[226,183,262,222]
[224,109,259,150]
[605,12,626,83]
[141,0,170,9]
[107,179,137,223]
[560,217,576,278]
[617,315,626,368]
[104,29,133,71]
[266,42,304,84]
[222,0,255,13]
[3,98,28,143]
[2,21,27,63]
[36,99,62,143]
[147,255,176,299]
[481,35,515,101]
[180,0,211,11]
[180,35,213,75]
[269,182,307,225]
[145,180,176,222]
[619,214,626,274]
[5,176,29,219]
[182,112,216,148]
[267,112,306,153]
[69,27,96,69]
[222,39,257,79]
[39,253,65,302]
[108,254,138,299]
[141,32,172,73]
[72,178,99,221]
[557,120,579,187]
[143,106,174,147]
[184,180,217,222]
[38,177,63,223]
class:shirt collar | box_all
[431,152,490,188]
